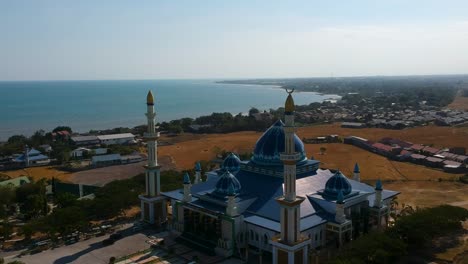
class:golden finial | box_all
[147,90,154,105]
[284,88,295,113]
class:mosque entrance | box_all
[177,208,221,255]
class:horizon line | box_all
[1,73,468,83]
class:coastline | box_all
[216,80,330,96]
[0,80,341,140]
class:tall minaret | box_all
[139,90,166,225]
[271,90,309,264]
[145,90,160,196]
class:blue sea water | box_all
[0,80,340,140]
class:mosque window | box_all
[250,230,254,240]
[264,234,268,244]
[256,233,259,241]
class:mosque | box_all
[139,90,399,264]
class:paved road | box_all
[6,229,150,264]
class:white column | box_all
[303,245,308,262]
[156,169,161,195]
[140,200,145,220]
[194,171,201,184]
[374,190,382,208]
[353,171,360,182]
[272,247,277,264]
[149,204,155,224]
[183,183,192,202]
[288,251,294,263]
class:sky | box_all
[1,0,468,80]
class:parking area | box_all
[6,227,150,264]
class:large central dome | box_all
[252,120,306,165]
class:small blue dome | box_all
[214,170,241,196]
[324,170,352,198]
[183,172,191,184]
[354,163,360,173]
[252,120,306,165]
[222,153,241,172]
[375,179,383,191]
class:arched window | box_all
[250,230,254,240]
[255,233,259,241]
[264,234,269,244]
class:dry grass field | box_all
[3,123,467,208]
[2,166,70,182]
[448,90,468,111]
[156,124,468,209]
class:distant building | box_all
[97,133,135,145]
[71,135,100,146]
[71,147,91,158]
[39,144,53,153]
[91,154,121,166]
[13,147,50,167]
[341,122,366,128]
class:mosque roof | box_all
[213,170,242,197]
[323,170,353,198]
[13,148,49,162]
[252,120,306,166]
[221,153,241,172]
[162,168,399,229]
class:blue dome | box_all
[252,120,306,165]
[222,153,241,172]
[195,162,201,171]
[214,170,241,196]
[324,171,352,198]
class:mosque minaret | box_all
[139,90,167,226]
[271,90,310,264]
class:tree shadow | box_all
[53,241,105,264]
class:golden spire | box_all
[284,89,295,113]
[147,90,154,105]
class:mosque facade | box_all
[140,90,399,263]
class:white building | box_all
[97,133,135,145]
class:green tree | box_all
[55,192,78,208]
[1,222,13,240]
[0,185,16,218]
[52,126,72,133]
[248,107,260,116]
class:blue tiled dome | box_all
[324,171,352,198]
[252,120,306,165]
[214,170,241,196]
[222,153,241,172]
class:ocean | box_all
[0,80,340,140]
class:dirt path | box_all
[69,155,176,186]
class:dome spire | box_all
[183,172,191,184]
[284,88,295,113]
[147,90,154,105]
[354,163,360,173]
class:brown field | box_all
[385,181,468,209]
[298,123,468,150]
[448,90,468,111]
[156,124,468,209]
[2,166,70,182]
[3,123,467,208]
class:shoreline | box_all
[0,80,341,141]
